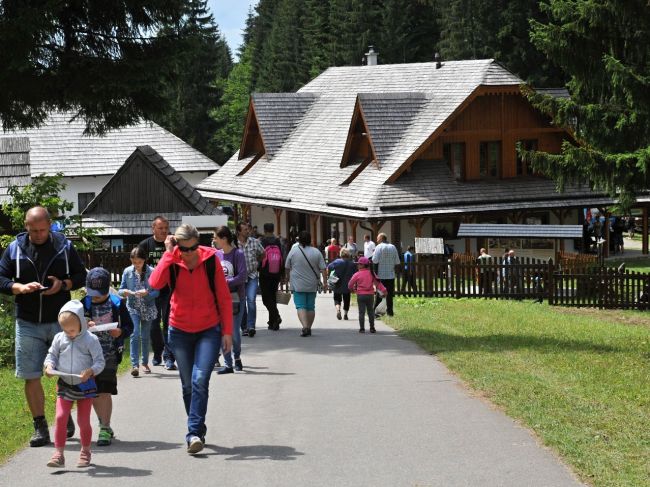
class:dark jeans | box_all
[150,288,174,362]
[168,325,221,442]
[259,274,281,324]
[375,278,395,315]
[357,294,375,329]
[333,292,350,311]
[400,270,418,294]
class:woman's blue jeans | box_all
[129,314,152,367]
[168,325,221,442]
[222,305,244,368]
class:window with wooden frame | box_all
[78,192,95,212]
[516,139,538,176]
[479,141,501,179]
[443,142,465,181]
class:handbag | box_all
[276,291,292,305]
[298,246,324,293]
[327,269,339,287]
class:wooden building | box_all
[197,59,647,255]
[82,146,221,250]
[0,137,31,233]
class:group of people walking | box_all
[0,207,403,466]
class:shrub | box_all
[0,295,14,367]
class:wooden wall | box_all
[420,93,567,180]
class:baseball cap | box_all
[86,267,110,297]
[357,256,370,265]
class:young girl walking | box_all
[119,247,159,376]
[348,257,387,333]
[44,300,105,467]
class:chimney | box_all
[435,52,442,69]
[365,45,378,66]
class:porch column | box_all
[462,215,473,255]
[309,214,320,246]
[371,220,385,239]
[274,208,283,237]
[348,219,359,242]
[408,217,427,238]
[641,206,648,255]
[559,209,565,253]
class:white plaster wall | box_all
[250,206,276,230]
[61,171,210,215]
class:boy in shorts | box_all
[82,268,133,446]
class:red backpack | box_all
[262,244,283,274]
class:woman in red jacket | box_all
[149,224,233,455]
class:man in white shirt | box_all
[363,234,376,259]
[372,233,401,316]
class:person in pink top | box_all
[149,224,233,455]
[348,257,387,333]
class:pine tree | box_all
[524,0,650,210]
[0,1,188,133]
[155,0,232,161]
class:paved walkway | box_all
[1,296,583,487]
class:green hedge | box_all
[0,296,14,367]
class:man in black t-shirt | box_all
[259,223,283,329]
[138,216,176,370]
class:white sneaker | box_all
[186,436,204,455]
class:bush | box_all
[0,295,14,367]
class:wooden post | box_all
[641,206,648,255]
[408,217,427,238]
[371,220,385,239]
[274,208,283,237]
[309,214,320,246]
[348,219,359,242]
[604,210,610,258]
[559,209,565,253]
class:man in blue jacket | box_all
[0,206,87,447]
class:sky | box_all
[207,0,259,59]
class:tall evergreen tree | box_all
[0,0,187,133]
[525,0,650,210]
[155,0,232,161]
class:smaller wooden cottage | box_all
[0,137,31,232]
[81,145,222,250]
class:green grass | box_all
[608,256,650,274]
[386,298,650,487]
[0,345,131,465]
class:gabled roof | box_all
[82,146,219,236]
[250,93,317,158]
[0,137,31,202]
[356,92,428,164]
[198,59,602,219]
[0,112,218,177]
[457,223,582,239]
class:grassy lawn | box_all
[386,298,650,487]
[0,346,131,465]
[608,256,650,274]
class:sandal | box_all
[77,448,91,468]
[142,365,151,374]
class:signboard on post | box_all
[415,237,445,255]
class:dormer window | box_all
[443,142,465,181]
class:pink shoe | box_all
[47,450,65,468]
[77,448,91,468]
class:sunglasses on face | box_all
[178,243,199,253]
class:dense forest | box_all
[156,0,566,162]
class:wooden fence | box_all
[84,251,649,310]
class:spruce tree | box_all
[155,0,232,161]
[0,0,187,133]
[524,0,650,210]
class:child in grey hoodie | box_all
[44,300,105,468]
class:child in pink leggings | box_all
[44,300,105,468]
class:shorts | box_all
[293,292,316,311]
[15,318,61,380]
[94,367,118,395]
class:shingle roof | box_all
[457,223,583,239]
[0,112,219,177]
[82,212,190,237]
[358,93,428,164]
[198,59,607,219]
[0,137,31,202]
[535,88,571,99]
[252,93,317,158]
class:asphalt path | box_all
[0,295,583,487]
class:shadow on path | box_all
[197,444,304,461]
[51,465,152,478]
